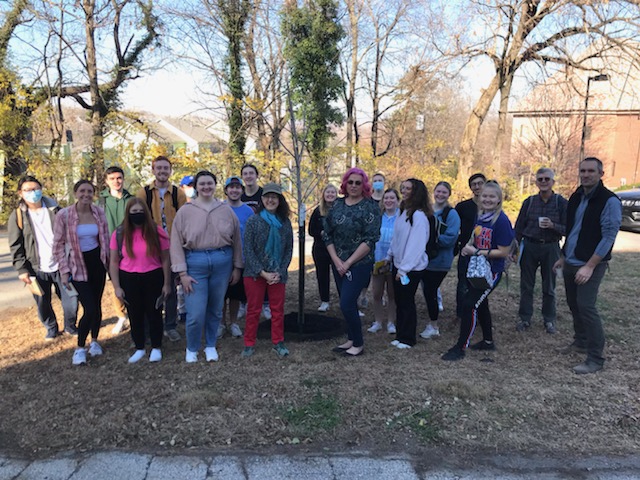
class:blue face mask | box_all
[23,189,43,204]
[372,181,384,191]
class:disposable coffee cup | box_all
[538,216,549,227]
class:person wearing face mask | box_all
[97,166,133,334]
[180,175,197,202]
[109,198,172,363]
[8,175,79,340]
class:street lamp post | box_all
[579,74,609,161]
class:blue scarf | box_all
[260,209,282,270]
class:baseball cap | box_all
[224,176,244,188]
[262,183,283,196]
[180,175,194,187]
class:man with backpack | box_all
[136,156,187,341]
[8,175,79,340]
[98,166,133,334]
[514,168,568,334]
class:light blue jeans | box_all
[184,248,233,352]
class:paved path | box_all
[1,450,640,479]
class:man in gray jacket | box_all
[8,175,78,340]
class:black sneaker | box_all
[469,340,496,351]
[441,346,465,361]
[516,321,530,332]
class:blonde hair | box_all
[319,184,338,217]
[479,181,503,225]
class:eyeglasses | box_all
[22,188,41,193]
[347,180,362,186]
[536,177,552,182]
[470,181,485,187]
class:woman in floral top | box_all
[323,168,381,357]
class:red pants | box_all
[243,277,285,346]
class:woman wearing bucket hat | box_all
[241,183,293,358]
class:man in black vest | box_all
[554,157,621,374]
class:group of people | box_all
[9,155,621,374]
[9,159,293,365]
[309,157,621,374]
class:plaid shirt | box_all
[53,204,110,281]
[514,192,568,243]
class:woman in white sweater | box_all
[385,178,431,349]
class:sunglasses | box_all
[347,180,362,186]
[536,177,552,182]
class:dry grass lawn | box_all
[1,252,639,458]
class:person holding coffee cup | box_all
[513,168,568,334]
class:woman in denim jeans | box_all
[170,171,244,363]
[323,168,381,357]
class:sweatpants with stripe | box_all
[455,273,502,350]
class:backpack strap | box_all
[116,224,125,259]
[441,205,452,224]
[16,207,23,230]
[144,185,153,211]
[171,185,178,211]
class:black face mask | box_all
[129,212,146,226]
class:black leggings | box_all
[422,270,448,322]
[120,268,164,349]
[75,248,106,347]
[312,245,332,302]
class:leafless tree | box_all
[431,0,640,184]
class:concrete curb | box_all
[2,450,640,479]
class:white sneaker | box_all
[149,348,162,363]
[111,316,128,334]
[205,347,219,362]
[261,304,272,320]
[128,349,146,364]
[390,340,400,347]
[317,302,330,312]
[358,310,365,317]
[237,303,247,319]
[420,325,440,339]
[396,342,412,349]
[230,323,243,338]
[217,324,226,339]
[387,323,396,334]
[185,349,198,363]
[72,348,87,365]
[88,341,103,357]
[367,321,382,333]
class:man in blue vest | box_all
[554,157,621,374]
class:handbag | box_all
[466,255,494,290]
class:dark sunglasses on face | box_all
[537,177,551,182]
[347,180,362,186]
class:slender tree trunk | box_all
[457,73,501,184]
[492,73,514,176]
[83,0,104,183]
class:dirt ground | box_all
[1,252,639,459]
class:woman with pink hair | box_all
[322,168,381,357]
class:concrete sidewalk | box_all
[2,450,640,480]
